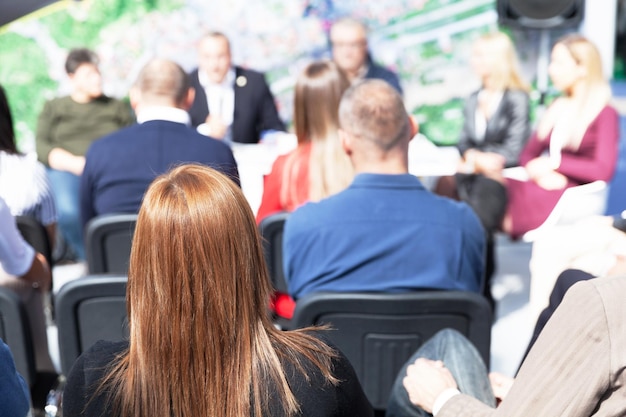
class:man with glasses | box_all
[330,18,402,94]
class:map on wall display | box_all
[0,0,500,150]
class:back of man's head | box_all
[339,79,410,154]
[133,59,191,108]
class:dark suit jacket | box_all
[188,66,285,144]
[365,57,403,95]
[80,120,240,228]
[457,89,530,167]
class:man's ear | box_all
[408,115,419,140]
[129,86,141,110]
[339,128,353,156]
[182,87,195,110]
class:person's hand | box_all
[489,372,513,401]
[48,148,86,176]
[608,255,626,277]
[204,114,228,139]
[524,157,553,181]
[535,171,568,190]
[402,358,458,414]
[474,152,506,177]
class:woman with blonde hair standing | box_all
[256,60,353,222]
[503,34,619,238]
[63,164,373,417]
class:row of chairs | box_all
[4,213,491,412]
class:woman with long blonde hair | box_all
[63,164,373,417]
[503,34,619,238]
[256,60,353,222]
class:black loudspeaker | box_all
[497,0,585,29]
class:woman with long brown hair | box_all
[63,164,373,417]
[256,60,354,222]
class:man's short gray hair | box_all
[338,79,410,151]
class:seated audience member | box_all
[188,31,285,143]
[330,18,402,94]
[64,164,374,417]
[0,196,54,376]
[388,275,626,417]
[80,58,239,229]
[36,48,134,260]
[0,339,31,417]
[256,60,353,222]
[528,213,626,322]
[0,85,56,245]
[502,34,619,239]
[283,80,485,303]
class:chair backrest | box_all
[523,180,608,242]
[259,212,290,294]
[16,215,53,268]
[0,287,36,387]
[55,275,128,376]
[85,214,138,274]
[291,291,492,411]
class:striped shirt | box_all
[0,151,56,226]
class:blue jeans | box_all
[47,168,85,260]
[386,329,495,417]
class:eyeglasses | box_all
[331,40,366,50]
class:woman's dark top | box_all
[63,337,374,417]
[457,88,530,167]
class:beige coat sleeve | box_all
[440,279,613,417]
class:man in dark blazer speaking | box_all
[80,58,240,230]
[188,32,285,144]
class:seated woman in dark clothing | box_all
[63,164,373,417]
[436,31,530,234]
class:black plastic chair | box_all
[0,287,36,387]
[85,214,137,274]
[55,275,128,376]
[16,215,53,269]
[259,212,290,294]
[291,291,492,411]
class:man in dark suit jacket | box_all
[188,32,285,144]
[80,58,240,229]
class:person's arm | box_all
[47,148,85,176]
[20,253,50,290]
[0,201,51,289]
[434,280,611,417]
[517,130,547,167]
[557,106,619,184]
[456,94,476,158]
[35,100,55,166]
[256,155,287,223]
[481,90,530,167]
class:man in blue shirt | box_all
[283,80,485,300]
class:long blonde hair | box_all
[538,34,611,149]
[473,31,529,92]
[281,60,353,207]
[102,164,338,417]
